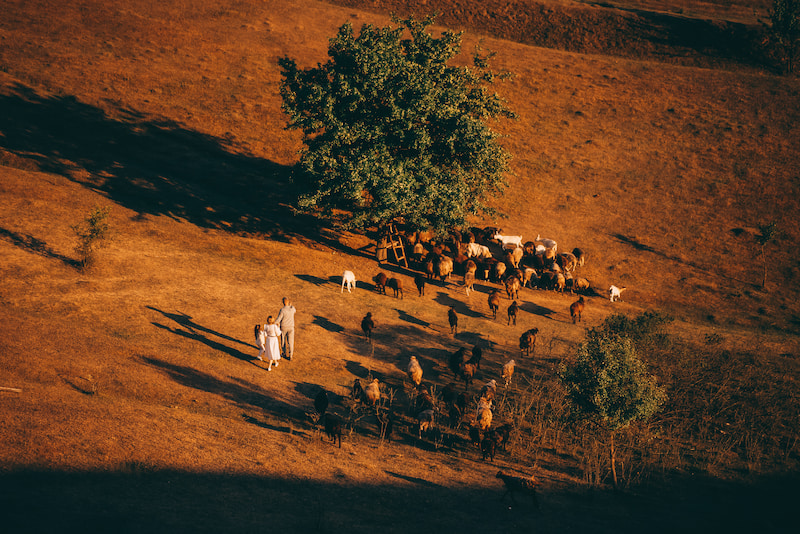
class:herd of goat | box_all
[315,226,628,503]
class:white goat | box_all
[609,285,627,302]
[341,270,356,293]
[466,242,493,259]
[493,233,523,250]
[535,234,557,253]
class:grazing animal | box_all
[469,425,482,446]
[476,399,493,431]
[448,306,458,334]
[609,285,627,302]
[572,247,586,267]
[341,270,356,292]
[502,359,515,387]
[491,424,512,451]
[469,344,483,370]
[480,379,497,402]
[555,272,566,293]
[466,242,493,259]
[351,378,365,403]
[481,436,497,462]
[449,347,468,377]
[417,409,436,438]
[505,274,521,300]
[372,272,388,294]
[386,277,404,299]
[461,362,477,388]
[407,356,423,386]
[322,413,343,448]
[507,300,519,326]
[535,234,557,253]
[414,273,426,296]
[519,328,539,357]
[504,247,524,269]
[463,270,476,296]
[496,471,540,507]
[570,296,585,324]
[364,378,381,406]
[437,255,454,282]
[538,271,557,290]
[493,233,523,250]
[314,389,329,420]
[361,312,375,340]
[488,290,501,319]
[556,252,578,273]
[491,261,507,283]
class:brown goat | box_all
[488,290,501,319]
[372,272,388,295]
[519,328,539,357]
[386,277,404,299]
[570,296,585,324]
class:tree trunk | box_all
[610,432,618,488]
[762,247,768,289]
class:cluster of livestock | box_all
[318,226,629,502]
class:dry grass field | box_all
[1,0,799,532]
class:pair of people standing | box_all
[255,297,296,371]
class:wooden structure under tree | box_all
[379,222,408,268]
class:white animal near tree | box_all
[609,285,627,302]
[341,270,356,292]
[493,233,523,250]
[535,234,557,253]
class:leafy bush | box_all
[71,205,111,270]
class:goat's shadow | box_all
[433,291,483,319]
[344,361,388,389]
[294,274,330,287]
[312,315,345,333]
[519,301,557,319]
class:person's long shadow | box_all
[147,306,255,361]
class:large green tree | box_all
[768,0,800,73]
[278,16,515,233]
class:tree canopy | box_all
[278,16,516,234]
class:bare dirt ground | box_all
[1,0,799,532]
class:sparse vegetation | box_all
[559,322,668,487]
[70,205,111,271]
[767,0,800,73]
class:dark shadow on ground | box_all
[0,82,384,258]
[0,226,78,268]
[312,315,345,333]
[434,291,483,318]
[519,301,557,319]
[141,356,304,418]
[1,468,795,534]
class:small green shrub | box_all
[71,205,111,270]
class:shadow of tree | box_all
[0,226,78,267]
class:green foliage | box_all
[71,205,111,270]
[560,330,667,433]
[599,311,673,351]
[278,15,516,233]
[767,0,800,73]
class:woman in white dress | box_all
[255,324,267,361]
[264,316,282,371]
